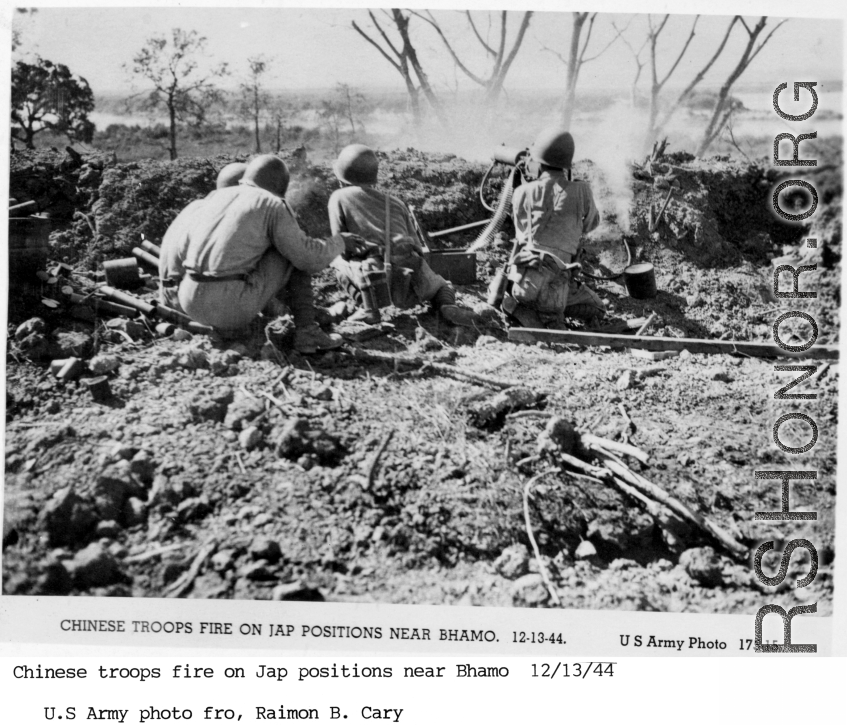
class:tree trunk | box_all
[253,88,261,153]
[168,95,178,161]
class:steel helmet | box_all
[242,154,291,197]
[333,144,379,185]
[531,128,575,170]
[216,162,247,189]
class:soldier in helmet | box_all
[504,128,604,328]
[159,162,247,313]
[163,154,362,351]
[328,143,474,326]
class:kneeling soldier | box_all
[505,128,605,328]
[328,144,474,326]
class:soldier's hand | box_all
[342,234,374,258]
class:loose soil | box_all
[3,145,840,613]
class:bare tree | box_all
[126,28,228,160]
[319,83,368,155]
[696,17,786,155]
[238,55,272,153]
[351,9,448,129]
[617,15,785,155]
[411,10,533,108]
[544,12,621,128]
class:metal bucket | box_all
[623,262,657,299]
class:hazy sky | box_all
[11,5,843,98]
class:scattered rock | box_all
[708,367,732,383]
[37,487,97,547]
[274,417,343,464]
[18,332,51,360]
[89,353,121,375]
[575,540,598,560]
[536,415,577,455]
[176,496,212,523]
[67,543,123,588]
[123,497,147,527]
[105,318,147,341]
[271,580,324,601]
[511,573,550,607]
[189,572,230,599]
[15,317,47,341]
[494,544,530,580]
[171,328,193,342]
[466,387,544,429]
[249,538,282,564]
[211,549,236,573]
[616,370,633,390]
[187,385,234,423]
[475,335,498,347]
[224,392,265,430]
[96,520,121,538]
[679,546,724,588]
[129,450,156,484]
[35,560,73,595]
[93,462,144,521]
[176,346,210,370]
[413,327,443,352]
[239,426,263,450]
[238,561,276,581]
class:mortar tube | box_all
[139,240,161,258]
[67,293,140,318]
[99,285,157,316]
[133,247,160,271]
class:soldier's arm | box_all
[582,184,600,233]
[328,193,347,236]
[273,201,344,274]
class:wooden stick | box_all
[559,451,613,481]
[508,328,838,360]
[582,434,649,465]
[366,430,394,489]
[345,347,518,389]
[165,542,216,598]
[635,312,657,337]
[593,449,748,559]
[522,470,561,606]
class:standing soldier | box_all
[503,128,605,328]
[328,144,474,326]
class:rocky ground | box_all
[3,146,840,612]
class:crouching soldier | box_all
[159,162,246,314]
[504,128,605,328]
[328,144,474,326]
[164,154,361,352]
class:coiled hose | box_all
[468,166,519,253]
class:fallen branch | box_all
[635,312,657,337]
[165,541,216,598]
[522,470,561,606]
[366,430,394,489]
[593,449,748,559]
[125,542,187,564]
[581,433,649,465]
[345,347,518,389]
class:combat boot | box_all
[439,304,475,327]
[294,323,344,354]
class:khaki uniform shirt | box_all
[159,197,204,282]
[177,184,343,277]
[328,185,419,247]
[511,171,599,263]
